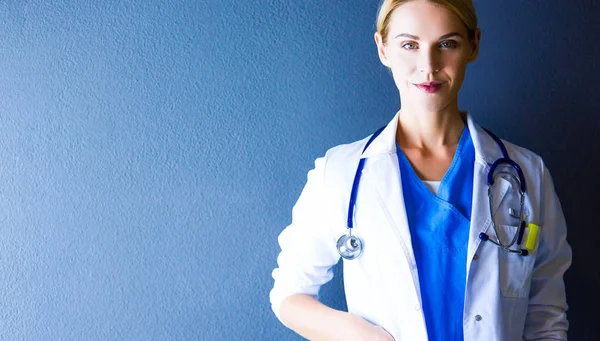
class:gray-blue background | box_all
[0,0,597,339]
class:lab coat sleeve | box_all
[523,165,572,340]
[269,155,342,322]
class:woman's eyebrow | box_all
[394,33,419,40]
[439,32,464,40]
[393,32,464,40]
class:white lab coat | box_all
[270,112,571,341]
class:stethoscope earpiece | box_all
[478,232,489,242]
[479,232,529,256]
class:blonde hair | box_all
[376,0,478,44]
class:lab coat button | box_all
[414,304,421,311]
[475,315,482,322]
[473,254,479,260]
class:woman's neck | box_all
[396,106,465,151]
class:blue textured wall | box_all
[0,0,597,340]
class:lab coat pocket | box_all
[497,224,535,299]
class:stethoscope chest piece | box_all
[336,232,363,260]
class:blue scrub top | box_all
[397,126,475,341]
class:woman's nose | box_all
[418,48,441,74]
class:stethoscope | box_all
[337,126,532,260]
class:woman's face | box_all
[375,0,480,113]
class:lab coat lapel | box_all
[367,154,417,270]
[465,114,510,266]
[360,113,421,289]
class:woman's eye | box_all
[401,42,417,50]
[440,40,457,49]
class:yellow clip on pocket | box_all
[525,223,540,251]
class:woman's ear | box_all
[374,32,391,67]
[468,28,482,63]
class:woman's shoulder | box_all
[322,135,372,162]
[503,139,543,162]
[310,134,376,186]
[469,118,545,174]
[498,138,546,173]
[494,138,556,196]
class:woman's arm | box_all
[270,153,394,340]
[279,294,394,341]
[523,165,572,341]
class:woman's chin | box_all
[401,98,454,113]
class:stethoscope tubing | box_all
[346,126,386,229]
[339,125,530,260]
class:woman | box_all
[270,0,571,340]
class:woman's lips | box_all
[414,82,444,94]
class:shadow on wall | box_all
[552,115,600,341]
